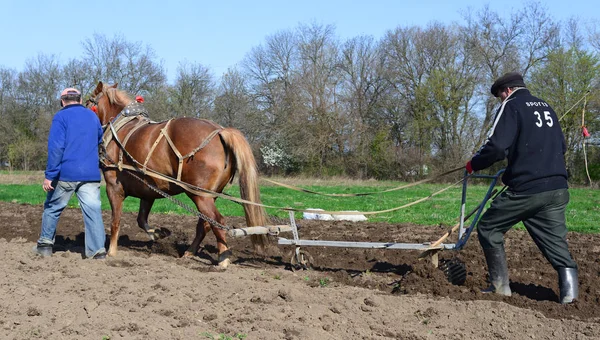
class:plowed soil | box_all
[0,200,599,339]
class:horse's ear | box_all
[111,83,118,89]
[94,81,103,94]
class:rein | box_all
[262,166,464,197]
[96,97,468,218]
[105,130,467,216]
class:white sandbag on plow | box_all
[303,208,334,220]
[303,208,367,221]
[332,211,367,221]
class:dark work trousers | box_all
[477,188,577,270]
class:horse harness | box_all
[100,101,224,195]
[98,101,287,231]
[94,101,245,231]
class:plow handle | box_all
[429,188,498,248]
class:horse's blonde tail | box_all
[219,128,270,253]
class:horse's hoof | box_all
[217,258,231,269]
[217,250,232,268]
[146,228,157,241]
[146,228,171,241]
[218,250,232,262]
[182,251,195,258]
[153,228,171,240]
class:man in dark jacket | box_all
[466,72,578,304]
[35,88,106,259]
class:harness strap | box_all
[106,162,217,198]
[103,115,224,182]
[158,120,185,180]
[119,117,150,170]
[122,116,150,145]
[164,126,223,180]
[103,160,466,215]
[102,115,139,147]
[108,123,123,170]
[143,119,173,174]
[181,128,222,159]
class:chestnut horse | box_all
[86,81,269,267]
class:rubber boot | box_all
[481,247,511,296]
[558,267,578,304]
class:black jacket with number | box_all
[471,88,568,194]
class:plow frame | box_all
[277,169,505,252]
[228,169,505,274]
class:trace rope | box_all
[261,165,464,197]
[99,103,470,218]
[123,167,295,230]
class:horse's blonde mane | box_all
[105,87,132,107]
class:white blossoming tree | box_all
[260,142,294,175]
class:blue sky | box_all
[1,0,597,82]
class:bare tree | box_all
[0,67,18,165]
[213,67,264,142]
[17,54,62,111]
[380,23,481,175]
[243,29,299,127]
[338,35,388,177]
[61,58,96,96]
[460,2,559,147]
[295,22,342,175]
[82,33,166,94]
[380,25,442,176]
[15,53,63,157]
[143,83,175,122]
[588,19,600,53]
[242,29,303,172]
[529,19,600,181]
[0,67,18,116]
[170,61,214,118]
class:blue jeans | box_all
[38,181,106,258]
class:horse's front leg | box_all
[106,182,125,257]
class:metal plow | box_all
[228,170,505,286]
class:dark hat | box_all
[490,72,526,97]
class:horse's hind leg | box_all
[211,217,231,268]
[185,196,230,268]
[137,198,169,240]
[184,218,211,257]
[137,198,154,236]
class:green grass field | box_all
[0,175,598,233]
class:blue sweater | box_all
[45,104,103,182]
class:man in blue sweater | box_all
[35,88,106,259]
[466,72,578,304]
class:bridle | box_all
[85,91,103,113]
[86,89,149,129]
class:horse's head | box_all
[85,81,131,125]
